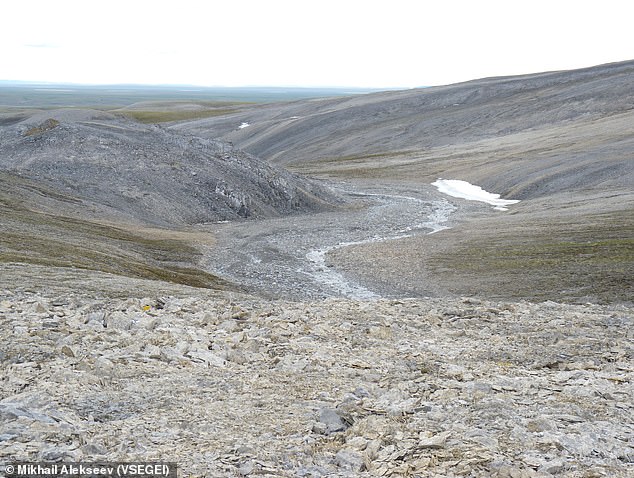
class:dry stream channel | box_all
[201,183,458,300]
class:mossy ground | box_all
[426,209,634,303]
[23,118,60,136]
[112,100,247,123]
[0,174,230,290]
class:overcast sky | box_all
[2,0,632,88]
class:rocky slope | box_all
[1,288,632,477]
[0,109,341,226]
[0,108,345,290]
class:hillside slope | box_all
[0,109,343,290]
[173,60,634,199]
[0,109,341,226]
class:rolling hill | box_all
[173,60,634,199]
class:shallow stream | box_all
[201,183,457,300]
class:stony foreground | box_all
[1,291,632,477]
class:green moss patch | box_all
[24,118,60,136]
[429,210,634,303]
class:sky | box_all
[2,0,632,88]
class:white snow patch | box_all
[239,122,250,129]
[432,179,520,211]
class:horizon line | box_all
[0,79,415,91]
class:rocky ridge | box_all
[1,290,632,477]
[0,109,341,226]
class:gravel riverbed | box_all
[200,182,463,300]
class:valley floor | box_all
[198,180,465,300]
[198,179,633,305]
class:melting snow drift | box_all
[432,179,520,211]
